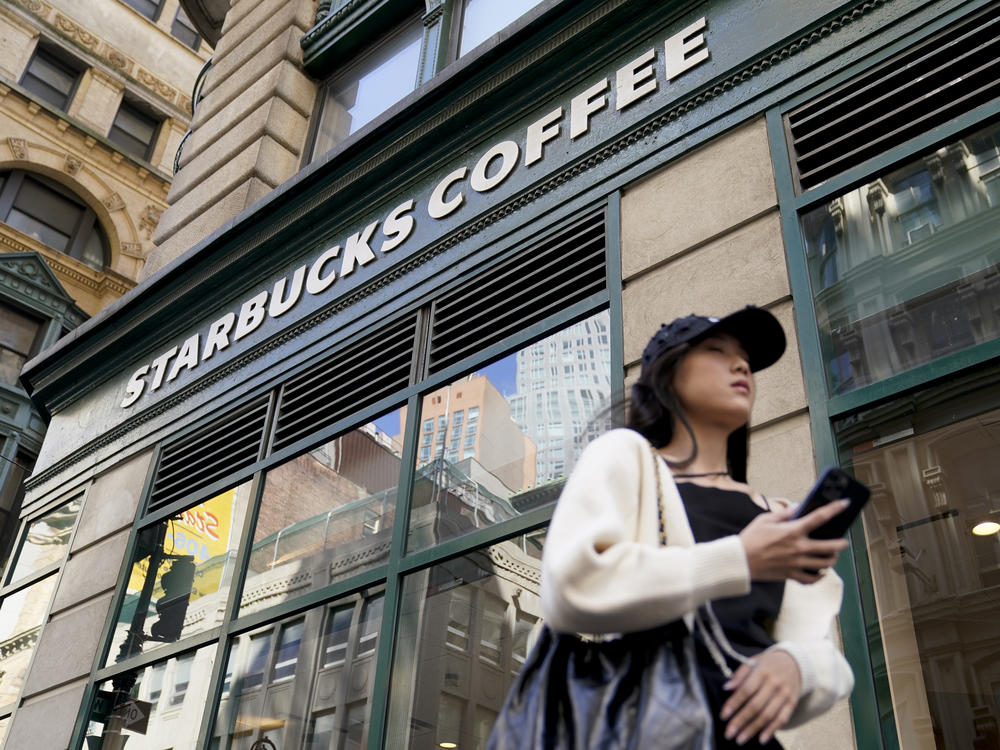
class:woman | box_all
[541,306,855,748]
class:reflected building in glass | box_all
[509,311,612,483]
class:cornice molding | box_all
[25,0,896,492]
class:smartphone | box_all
[793,467,871,539]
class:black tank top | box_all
[678,481,786,750]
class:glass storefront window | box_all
[801,119,1000,395]
[84,643,217,749]
[386,534,544,749]
[211,586,385,749]
[406,311,611,552]
[106,481,254,666]
[0,575,57,707]
[240,411,402,615]
[6,496,81,582]
[459,0,546,55]
[311,18,422,160]
[835,369,1000,749]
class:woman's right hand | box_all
[739,501,851,583]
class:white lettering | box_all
[307,246,340,294]
[149,347,179,391]
[470,141,520,193]
[428,167,467,219]
[616,49,657,110]
[525,108,563,167]
[340,220,380,277]
[121,365,149,408]
[270,265,306,317]
[167,334,200,382]
[202,313,236,361]
[664,17,709,80]
[379,199,416,253]
[570,79,609,139]
[234,291,269,341]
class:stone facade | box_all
[144,0,317,277]
[0,0,210,314]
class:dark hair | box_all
[624,343,750,483]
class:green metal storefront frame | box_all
[67,195,626,750]
[765,1,1000,746]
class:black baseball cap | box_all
[641,306,786,374]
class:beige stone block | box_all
[0,11,39,81]
[153,117,187,174]
[621,118,777,278]
[22,592,113,697]
[174,93,308,197]
[209,12,305,93]
[5,678,87,750]
[194,52,315,147]
[146,178,263,276]
[747,412,816,502]
[71,69,124,133]
[777,695,855,749]
[751,300,807,428]
[161,135,296,241]
[219,0,314,58]
[52,529,130,615]
[622,212,790,365]
[72,451,152,551]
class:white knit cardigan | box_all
[540,428,855,727]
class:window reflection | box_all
[459,0,546,55]
[6,496,81,583]
[85,645,216,749]
[406,312,611,552]
[387,534,544,749]
[311,18,422,160]
[240,413,402,615]
[801,119,1000,395]
[0,576,57,707]
[836,373,1000,749]
[107,482,254,666]
[212,588,384,749]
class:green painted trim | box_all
[366,390,423,750]
[193,470,267,747]
[398,504,553,574]
[766,107,890,750]
[827,338,1000,418]
[226,566,388,639]
[606,192,626,400]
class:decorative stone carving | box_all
[139,205,163,239]
[922,465,948,509]
[137,69,177,103]
[827,197,845,235]
[925,154,945,184]
[63,155,82,175]
[866,181,886,218]
[54,14,99,50]
[17,0,48,16]
[120,242,143,258]
[104,45,134,74]
[8,138,27,159]
[102,192,125,212]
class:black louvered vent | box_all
[787,3,1000,191]
[428,210,606,375]
[272,313,418,451]
[148,396,269,514]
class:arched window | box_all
[0,170,110,270]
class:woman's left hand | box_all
[720,648,801,745]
